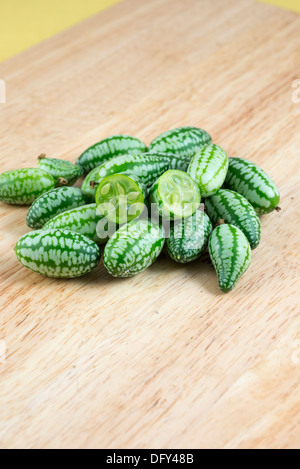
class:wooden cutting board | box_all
[0,0,299,449]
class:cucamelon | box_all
[26,186,87,229]
[15,229,101,278]
[77,135,147,173]
[43,204,112,244]
[167,210,212,263]
[209,224,251,293]
[0,168,56,205]
[82,153,171,201]
[148,127,212,163]
[205,189,262,249]
[37,155,83,186]
[188,144,229,197]
[224,157,280,214]
[103,219,165,278]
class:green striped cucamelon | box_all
[81,153,171,201]
[43,204,114,244]
[96,173,147,224]
[146,152,193,172]
[188,144,229,197]
[37,155,83,186]
[103,219,165,278]
[209,224,251,293]
[224,157,280,214]
[205,189,261,249]
[0,168,56,205]
[150,170,201,220]
[26,186,87,229]
[77,135,147,173]
[148,127,212,163]
[167,210,212,263]
[15,229,101,278]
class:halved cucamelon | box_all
[37,155,83,186]
[150,170,201,220]
[148,127,212,163]
[77,135,147,173]
[43,203,113,244]
[224,157,280,214]
[205,189,261,249]
[209,224,251,293]
[96,173,147,224]
[188,144,229,197]
[26,186,87,229]
[103,219,165,278]
[0,168,56,205]
[167,210,212,263]
[15,229,101,278]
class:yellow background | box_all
[259,0,300,12]
[0,0,299,63]
[0,0,122,63]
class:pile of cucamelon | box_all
[0,127,280,292]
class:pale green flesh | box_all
[96,173,146,224]
[150,170,201,220]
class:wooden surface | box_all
[0,0,300,450]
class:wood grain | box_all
[0,0,300,449]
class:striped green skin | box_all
[0,168,56,205]
[96,173,147,224]
[205,190,262,249]
[209,224,251,293]
[146,152,191,172]
[81,167,100,201]
[148,127,212,163]
[167,210,212,263]
[37,157,83,186]
[150,170,201,220]
[15,229,101,278]
[224,157,280,214]
[26,187,87,229]
[188,144,229,197]
[82,153,171,201]
[77,135,147,173]
[43,204,110,244]
[103,219,165,278]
